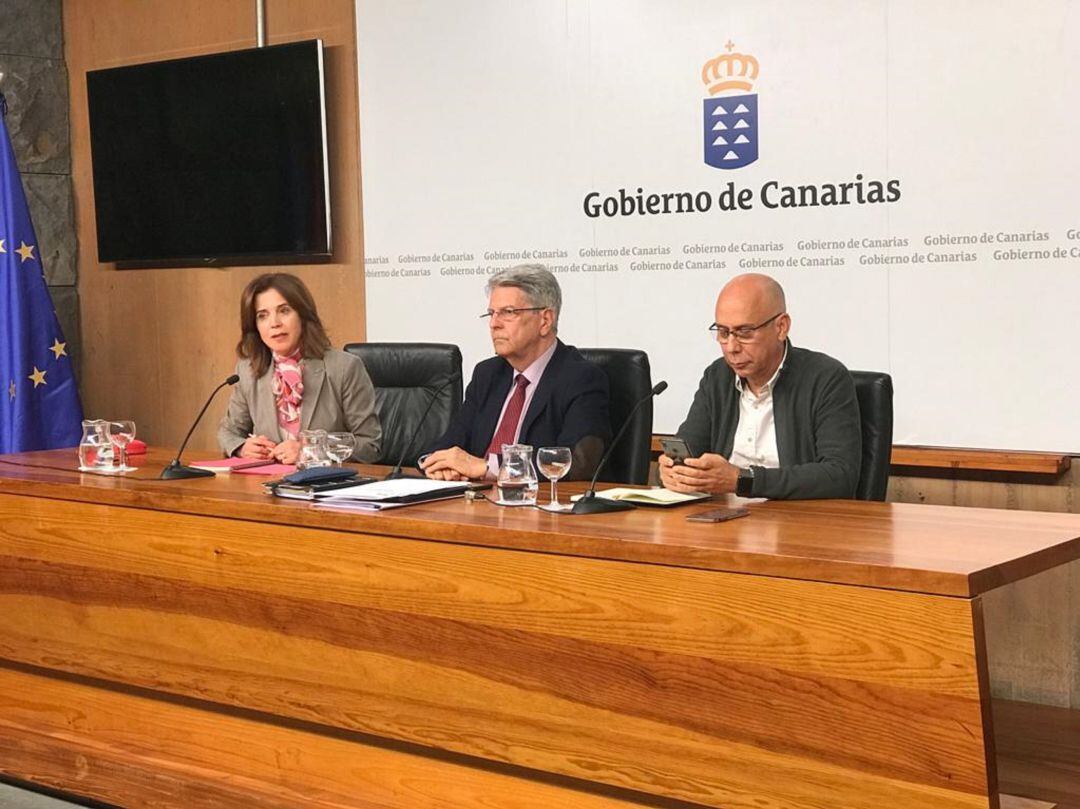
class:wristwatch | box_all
[736,466,756,497]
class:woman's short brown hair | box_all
[237,273,332,377]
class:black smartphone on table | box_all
[686,506,750,523]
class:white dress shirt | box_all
[728,346,787,470]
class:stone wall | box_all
[0,0,79,376]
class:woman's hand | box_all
[272,439,301,465]
[239,434,276,460]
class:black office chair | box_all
[343,342,463,467]
[850,371,893,501]
[577,348,653,485]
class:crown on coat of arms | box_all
[702,43,759,95]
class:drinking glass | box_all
[325,432,356,466]
[536,446,573,512]
[109,420,137,472]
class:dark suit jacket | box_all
[425,340,611,480]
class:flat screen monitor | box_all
[86,40,331,267]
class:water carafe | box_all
[296,429,331,470]
[78,419,115,472]
[496,444,538,506]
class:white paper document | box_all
[571,487,709,506]
[316,477,466,502]
[314,499,410,512]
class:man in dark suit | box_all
[421,264,610,481]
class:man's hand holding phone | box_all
[658,437,741,494]
[659,437,694,465]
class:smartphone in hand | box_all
[660,436,696,465]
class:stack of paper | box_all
[313,478,469,512]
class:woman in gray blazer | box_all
[217,273,381,464]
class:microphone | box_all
[160,373,241,480]
[571,380,667,515]
[384,375,457,480]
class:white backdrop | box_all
[356,0,1080,451]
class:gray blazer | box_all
[217,348,382,462]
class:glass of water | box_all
[109,420,137,472]
[325,432,356,466]
[536,446,573,512]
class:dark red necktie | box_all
[486,374,530,457]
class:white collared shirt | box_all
[486,340,559,477]
[728,346,787,470]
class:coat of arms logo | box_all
[703,42,759,169]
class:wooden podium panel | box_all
[2,448,1079,808]
[0,665,658,809]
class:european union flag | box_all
[0,92,83,453]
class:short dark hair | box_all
[237,273,331,377]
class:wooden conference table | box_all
[0,448,1078,809]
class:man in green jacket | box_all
[659,273,862,500]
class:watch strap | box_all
[736,466,755,497]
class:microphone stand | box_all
[160,374,240,480]
[571,381,667,515]
[384,376,455,480]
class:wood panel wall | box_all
[64,0,366,453]
[889,466,1079,514]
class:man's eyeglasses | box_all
[480,306,546,321]
[708,312,785,342]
